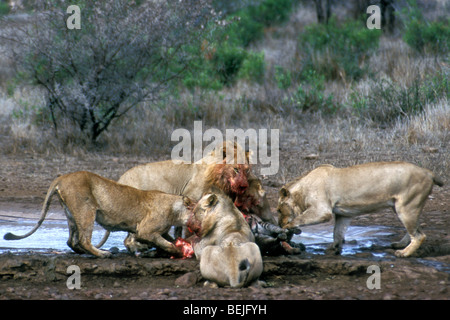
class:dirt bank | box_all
[0,153,448,300]
[0,251,448,300]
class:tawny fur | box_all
[277,161,444,257]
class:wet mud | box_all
[0,154,448,300]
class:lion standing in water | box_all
[4,171,194,258]
[277,162,444,257]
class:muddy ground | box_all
[0,154,449,300]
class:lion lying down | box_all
[188,193,263,288]
[277,161,444,257]
[3,171,194,258]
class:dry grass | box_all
[0,1,448,183]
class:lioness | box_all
[277,162,444,257]
[234,173,277,224]
[235,174,302,255]
[99,141,252,252]
[3,171,194,258]
[188,193,263,288]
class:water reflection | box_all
[292,224,395,256]
[0,219,127,253]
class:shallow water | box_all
[1,217,395,256]
[292,224,396,256]
[0,219,128,253]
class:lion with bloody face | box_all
[118,141,250,201]
[234,173,302,255]
[98,141,252,253]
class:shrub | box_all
[212,44,248,85]
[247,0,295,27]
[238,51,265,83]
[2,0,216,143]
[289,69,336,113]
[401,0,449,55]
[0,2,10,15]
[227,11,265,48]
[350,71,449,123]
[181,0,296,89]
[227,0,295,47]
[299,18,381,81]
[274,66,292,89]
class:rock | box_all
[303,153,319,160]
[203,280,219,288]
[94,293,103,299]
[109,247,120,254]
[158,288,171,295]
[174,272,198,288]
[422,146,438,153]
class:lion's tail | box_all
[95,231,110,248]
[4,177,60,241]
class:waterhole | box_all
[292,223,396,256]
[1,210,449,274]
[0,213,127,253]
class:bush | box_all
[401,1,449,55]
[180,0,297,89]
[227,11,265,48]
[350,71,449,123]
[227,0,295,47]
[274,66,292,89]
[0,2,10,15]
[212,44,248,85]
[299,18,381,81]
[182,38,265,88]
[238,51,265,83]
[289,69,336,113]
[3,0,216,143]
[247,0,295,27]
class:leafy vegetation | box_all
[1,0,448,150]
[182,0,295,88]
[400,0,449,54]
[299,18,382,81]
[350,71,449,123]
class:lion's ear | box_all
[221,141,231,160]
[279,186,290,198]
[258,187,266,198]
[183,196,193,208]
[205,193,218,207]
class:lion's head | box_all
[204,141,251,198]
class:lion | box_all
[277,161,444,257]
[118,140,251,201]
[3,171,194,258]
[98,141,252,252]
[188,193,263,288]
[234,173,276,224]
[234,173,302,255]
